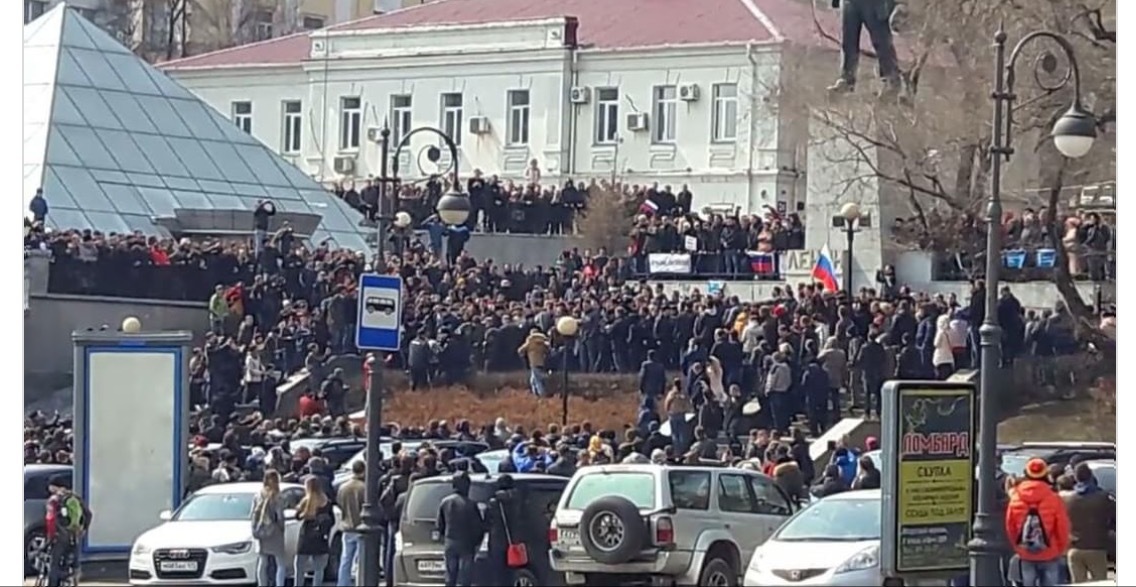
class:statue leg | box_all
[863,0,902,94]
[829,0,864,92]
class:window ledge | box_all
[650,143,677,152]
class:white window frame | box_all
[390,95,412,147]
[711,83,739,143]
[254,11,274,41]
[440,93,463,147]
[281,100,303,154]
[231,101,253,134]
[652,85,677,144]
[339,96,362,151]
[506,90,531,146]
[594,88,619,145]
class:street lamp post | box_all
[839,202,861,294]
[969,25,1097,587]
[357,125,469,587]
[555,316,580,426]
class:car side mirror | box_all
[158,510,172,521]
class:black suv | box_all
[394,473,569,587]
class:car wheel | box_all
[25,529,46,576]
[697,557,737,587]
[579,496,648,565]
[513,568,538,587]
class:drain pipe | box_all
[567,45,581,175]
[745,41,759,212]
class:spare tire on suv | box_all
[579,495,648,565]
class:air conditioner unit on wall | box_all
[679,83,701,101]
[569,86,591,104]
[333,156,356,175]
[626,112,649,132]
[469,116,490,134]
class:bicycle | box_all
[32,543,78,587]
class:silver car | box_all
[550,464,797,586]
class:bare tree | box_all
[792,0,1114,337]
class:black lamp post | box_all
[357,125,468,587]
[969,25,1096,587]
[838,202,862,294]
[555,315,579,425]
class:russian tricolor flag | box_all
[811,244,840,292]
[639,199,660,216]
[747,251,776,274]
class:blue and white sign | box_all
[356,273,403,351]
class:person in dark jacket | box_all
[294,476,335,586]
[852,455,881,490]
[436,472,484,587]
[546,445,577,477]
[484,475,520,586]
[789,429,816,485]
[800,356,831,437]
[812,465,849,498]
[638,350,667,400]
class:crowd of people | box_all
[897,206,1116,283]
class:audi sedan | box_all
[129,483,341,585]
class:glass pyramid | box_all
[22,5,371,251]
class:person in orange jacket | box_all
[1005,457,1072,586]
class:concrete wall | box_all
[25,294,209,378]
[464,232,581,267]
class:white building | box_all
[160,0,846,216]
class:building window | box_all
[440,93,463,147]
[340,96,362,150]
[24,0,46,23]
[652,85,677,143]
[302,16,325,30]
[254,11,274,41]
[506,90,530,146]
[389,95,412,147]
[282,101,303,154]
[712,83,738,142]
[232,101,253,134]
[595,88,619,144]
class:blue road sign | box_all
[355,273,403,351]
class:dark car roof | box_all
[415,473,567,486]
[24,464,71,478]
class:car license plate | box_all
[159,561,198,572]
[560,528,580,546]
[417,560,445,574]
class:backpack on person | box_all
[1016,506,1049,554]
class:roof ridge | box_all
[160,29,311,67]
[329,0,466,31]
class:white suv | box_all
[549,464,798,586]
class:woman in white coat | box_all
[932,314,955,380]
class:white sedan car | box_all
[745,490,882,586]
[129,482,341,585]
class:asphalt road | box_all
[23,560,129,586]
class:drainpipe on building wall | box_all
[745,42,759,212]
[567,46,580,174]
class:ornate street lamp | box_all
[970,25,1096,587]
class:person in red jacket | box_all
[1005,458,1072,586]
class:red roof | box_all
[161,0,859,70]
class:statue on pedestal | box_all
[828,0,903,98]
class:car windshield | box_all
[776,496,881,542]
[1000,453,1035,477]
[566,473,655,510]
[173,492,255,521]
[477,450,509,474]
